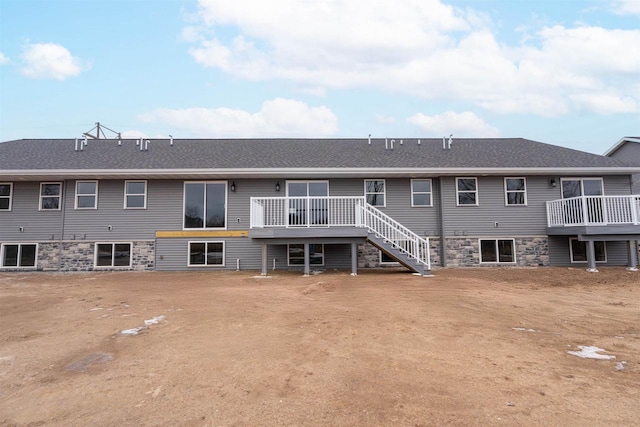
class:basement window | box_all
[0,243,37,268]
[480,239,515,263]
[288,244,324,266]
[569,239,606,263]
[95,243,132,268]
[188,242,224,266]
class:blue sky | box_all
[0,0,638,154]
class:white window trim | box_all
[75,180,98,210]
[560,177,605,199]
[39,182,63,211]
[364,179,386,207]
[0,182,13,211]
[287,243,325,267]
[187,241,225,267]
[0,243,38,269]
[94,242,133,268]
[479,238,516,264]
[569,238,607,264]
[456,177,479,206]
[411,179,433,208]
[379,250,400,265]
[285,180,330,196]
[182,181,228,230]
[504,177,527,206]
[124,180,147,209]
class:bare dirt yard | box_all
[0,267,638,426]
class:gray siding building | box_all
[1,137,639,274]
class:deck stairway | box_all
[250,196,431,275]
[356,202,431,275]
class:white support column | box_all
[261,244,268,276]
[351,243,358,276]
[627,240,638,271]
[586,240,598,273]
[303,243,310,276]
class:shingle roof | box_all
[1,138,638,178]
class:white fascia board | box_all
[3,166,640,180]
[604,137,640,157]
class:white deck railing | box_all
[356,203,431,270]
[546,195,640,227]
[250,196,431,270]
[250,196,366,228]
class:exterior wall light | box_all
[275,182,280,192]
[230,182,236,192]
[549,178,557,188]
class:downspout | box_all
[438,177,447,267]
[57,180,67,272]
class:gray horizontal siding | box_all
[548,235,630,267]
[156,238,354,272]
[0,181,63,241]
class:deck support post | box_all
[586,240,598,272]
[261,244,268,276]
[627,240,638,271]
[303,243,310,276]
[351,243,358,276]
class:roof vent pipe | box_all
[136,139,140,146]
[418,139,421,145]
[368,134,371,145]
[145,140,149,151]
[385,138,388,150]
[448,134,453,149]
[400,139,403,145]
[169,135,173,146]
[390,139,395,150]
[118,139,122,146]
[74,137,79,151]
[139,139,143,151]
[83,135,88,146]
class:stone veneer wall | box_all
[445,237,549,267]
[358,238,441,269]
[35,241,155,272]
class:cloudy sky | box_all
[0,0,638,154]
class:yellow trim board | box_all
[156,230,249,238]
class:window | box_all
[561,178,603,199]
[125,181,147,209]
[40,182,62,210]
[505,178,526,206]
[569,239,607,263]
[456,177,478,206]
[184,182,227,229]
[76,181,98,209]
[95,243,132,267]
[365,180,385,206]
[287,181,329,226]
[480,239,515,263]
[1,243,37,268]
[288,244,324,266]
[411,179,432,207]
[188,242,224,266]
[380,251,399,265]
[0,183,12,211]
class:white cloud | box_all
[375,114,396,124]
[185,0,640,116]
[120,130,149,139]
[138,98,338,137]
[20,43,88,80]
[0,52,9,65]
[407,111,500,137]
[611,0,640,15]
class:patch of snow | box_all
[89,307,104,311]
[567,346,615,360]
[513,327,537,332]
[121,327,144,336]
[615,361,626,371]
[144,315,165,326]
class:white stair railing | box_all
[357,202,431,271]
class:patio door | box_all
[562,178,604,224]
[287,181,329,226]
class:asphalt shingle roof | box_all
[1,138,635,172]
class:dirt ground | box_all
[0,267,638,427]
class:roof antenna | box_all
[82,122,121,140]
